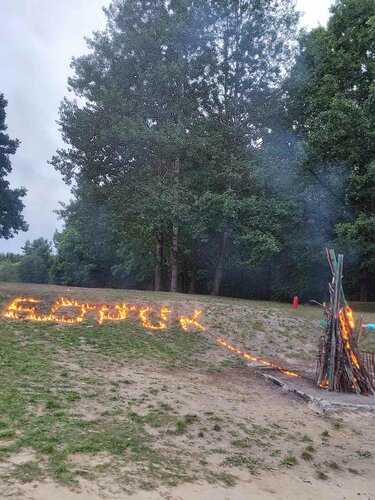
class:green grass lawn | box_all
[0,313,210,487]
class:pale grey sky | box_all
[0,0,333,253]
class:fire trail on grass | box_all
[178,318,300,378]
[2,296,300,379]
[316,249,375,394]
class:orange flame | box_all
[139,307,171,330]
[338,305,360,369]
[178,310,299,378]
[215,337,300,378]
[2,297,175,329]
[98,304,129,325]
[2,297,41,320]
[2,296,300,379]
[179,310,206,332]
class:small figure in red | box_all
[292,295,298,310]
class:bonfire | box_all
[316,249,375,394]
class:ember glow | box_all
[2,296,300,379]
[215,337,300,378]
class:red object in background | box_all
[293,296,299,309]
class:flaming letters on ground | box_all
[2,297,178,329]
[2,296,300,379]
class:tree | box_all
[51,0,300,297]
[51,0,215,293]
[19,238,53,284]
[52,191,130,287]
[19,255,49,284]
[0,252,22,282]
[286,0,375,300]
[190,0,300,295]
[0,94,28,239]
[51,225,93,286]
[22,237,53,263]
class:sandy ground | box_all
[2,361,375,500]
[9,473,375,500]
[0,283,375,499]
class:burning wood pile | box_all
[316,249,375,394]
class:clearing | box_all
[0,282,374,499]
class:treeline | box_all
[1,0,374,302]
[0,239,53,284]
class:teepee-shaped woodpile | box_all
[316,249,375,394]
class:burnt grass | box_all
[0,283,374,494]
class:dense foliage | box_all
[0,94,28,239]
[50,0,304,297]
[2,0,374,302]
[286,0,375,300]
[0,239,53,284]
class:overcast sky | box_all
[0,0,333,253]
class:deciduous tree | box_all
[0,94,28,239]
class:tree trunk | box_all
[154,232,163,292]
[170,223,178,293]
[211,231,228,296]
[360,270,368,302]
[189,269,196,294]
[170,156,180,293]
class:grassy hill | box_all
[0,282,374,498]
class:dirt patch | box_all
[8,449,36,466]
[52,348,375,497]
[68,452,112,468]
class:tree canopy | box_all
[0,94,28,239]
[4,0,372,300]
[50,0,301,296]
[286,0,375,300]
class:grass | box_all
[145,408,173,428]
[332,419,342,430]
[0,283,374,494]
[175,420,187,434]
[223,454,269,475]
[316,469,329,480]
[348,467,360,475]
[356,450,372,459]
[231,438,251,448]
[281,454,297,467]
[301,451,313,461]
[301,434,313,443]
[207,471,237,487]
[10,461,44,483]
[0,304,208,488]
[326,461,340,470]
[252,320,264,332]
[175,414,199,434]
